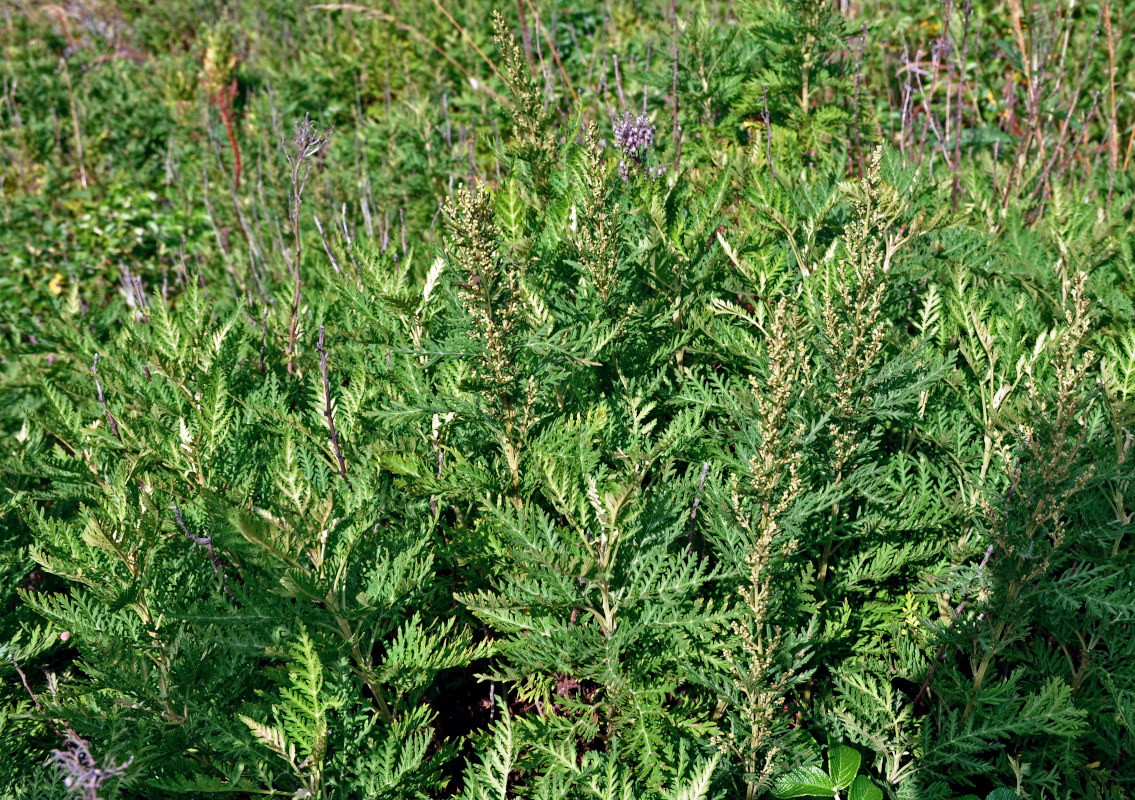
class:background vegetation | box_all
[1,0,1133,798]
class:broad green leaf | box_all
[848,775,882,800]
[827,744,861,790]
[772,765,835,798]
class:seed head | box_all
[52,732,132,800]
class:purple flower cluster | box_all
[614,112,655,155]
[613,113,665,181]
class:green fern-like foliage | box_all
[1,1,1133,799]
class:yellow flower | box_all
[48,272,65,296]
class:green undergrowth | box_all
[1,0,1133,798]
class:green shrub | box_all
[1,1,1132,798]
